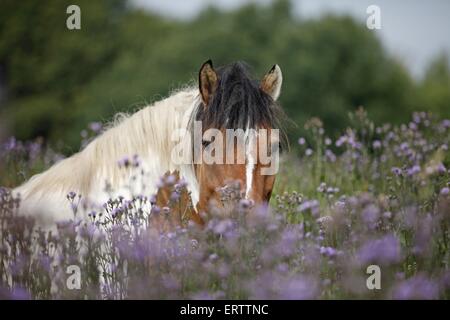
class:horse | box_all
[13,60,286,227]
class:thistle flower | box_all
[406,165,420,176]
[320,246,337,258]
[391,167,402,176]
[298,137,306,145]
[440,187,449,196]
[165,174,176,185]
[239,198,252,209]
[297,199,320,217]
[393,274,439,300]
[357,234,401,265]
[118,156,130,168]
[279,276,319,300]
[88,122,102,133]
[170,191,180,201]
[67,191,76,201]
[111,207,123,219]
[325,149,336,162]
[151,205,161,215]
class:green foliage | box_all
[419,52,450,118]
[0,0,449,151]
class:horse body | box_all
[14,60,285,226]
[14,89,200,225]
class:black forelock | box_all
[194,61,286,132]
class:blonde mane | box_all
[14,88,201,225]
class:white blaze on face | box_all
[245,129,257,199]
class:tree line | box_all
[0,0,449,151]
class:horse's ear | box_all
[260,64,283,101]
[199,59,218,106]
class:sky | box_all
[130,0,450,79]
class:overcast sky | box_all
[130,0,450,79]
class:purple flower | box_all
[362,204,380,228]
[409,122,417,130]
[239,199,253,209]
[88,122,102,133]
[391,167,402,176]
[279,276,319,300]
[170,191,180,201]
[298,199,320,217]
[441,271,450,289]
[191,291,224,300]
[118,156,130,168]
[0,287,31,300]
[151,205,161,215]
[400,142,409,151]
[393,274,439,300]
[3,137,17,152]
[383,211,392,219]
[276,263,289,273]
[111,207,123,218]
[325,149,336,162]
[274,228,300,257]
[320,246,337,258]
[298,137,306,145]
[406,165,421,176]
[335,136,346,147]
[413,113,421,124]
[326,187,336,194]
[440,187,449,196]
[213,219,234,234]
[67,191,76,200]
[28,141,42,162]
[165,174,176,185]
[412,215,433,256]
[175,178,188,189]
[357,234,401,265]
[436,163,447,174]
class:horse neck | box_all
[87,88,199,194]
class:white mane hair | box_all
[13,88,201,226]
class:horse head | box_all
[192,60,286,218]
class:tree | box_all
[419,52,450,118]
[0,0,429,151]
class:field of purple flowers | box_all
[0,110,449,299]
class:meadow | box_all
[0,109,449,299]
